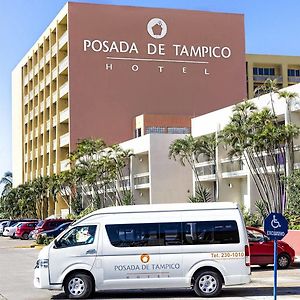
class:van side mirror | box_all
[54,239,60,248]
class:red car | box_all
[15,221,38,240]
[246,226,295,269]
[33,219,70,237]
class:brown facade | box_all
[68,3,246,148]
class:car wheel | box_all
[193,270,222,297]
[64,273,93,299]
[10,233,16,239]
[277,253,291,269]
[22,233,29,240]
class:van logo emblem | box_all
[140,253,150,263]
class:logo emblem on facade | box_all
[140,253,150,263]
[147,18,167,39]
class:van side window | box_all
[106,223,160,247]
[106,221,239,248]
[56,225,97,248]
[183,221,239,244]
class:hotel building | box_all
[11,2,300,215]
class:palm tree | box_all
[169,135,217,202]
[221,100,299,215]
[0,171,12,196]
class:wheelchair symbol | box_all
[271,215,281,229]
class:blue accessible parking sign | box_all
[264,213,288,240]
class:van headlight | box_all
[35,259,49,269]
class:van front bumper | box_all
[34,267,50,289]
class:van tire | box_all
[193,270,222,297]
[64,273,93,299]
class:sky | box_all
[1,0,300,188]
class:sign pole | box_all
[273,238,277,300]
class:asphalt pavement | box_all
[0,237,299,300]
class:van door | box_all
[48,225,98,285]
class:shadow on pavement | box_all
[51,286,300,299]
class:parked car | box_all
[38,222,72,239]
[15,221,38,240]
[3,222,25,238]
[246,226,295,269]
[31,219,71,239]
[0,221,9,235]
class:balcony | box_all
[34,85,39,96]
[52,67,58,80]
[39,59,45,70]
[195,163,216,182]
[40,101,44,113]
[46,120,50,131]
[53,115,57,127]
[39,81,45,91]
[30,151,33,160]
[40,123,44,134]
[46,142,50,153]
[24,156,28,163]
[40,168,44,175]
[60,159,70,172]
[29,131,33,140]
[29,111,33,120]
[24,133,28,141]
[40,145,44,154]
[24,74,29,86]
[34,64,39,75]
[59,81,69,98]
[34,127,39,137]
[24,94,29,105]
[53,163,57,173]
[45,50,50,63]
[24,114,28,124]
[35,170,38,178]
[133,172,150,189]
[51,44,57,57]
[29,90,34,100]
[52,91,58,103]
[221,158,247,178]
[59,31,68,49]
[46,73,51,86]
[34,106,39,117]
[288,76,300,83]
[29,70,34,81]
[35,149,38,158]
[59,56,68,73]
[46,166,50,176]
[253,75,283,83]
[46,96,51,108]
[60,132,70,147]
[53,139,57,150]
[60,107,69,123]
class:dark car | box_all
[38,222,72,239]
[247,226,295,269]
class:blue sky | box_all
[1,0,300,187]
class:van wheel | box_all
[277,253,291,269]
[193,270,222,297]
[64,273,93,299]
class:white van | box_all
[34,202,250,298]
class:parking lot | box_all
[0,237,299,300]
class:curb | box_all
[14,244,44,249]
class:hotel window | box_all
[135,128,142,138]
[167,127,190,134]
[288,69,300,77]
[145,127,165,134]
[253,67,275,76]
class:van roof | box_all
[83,202,239,218]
